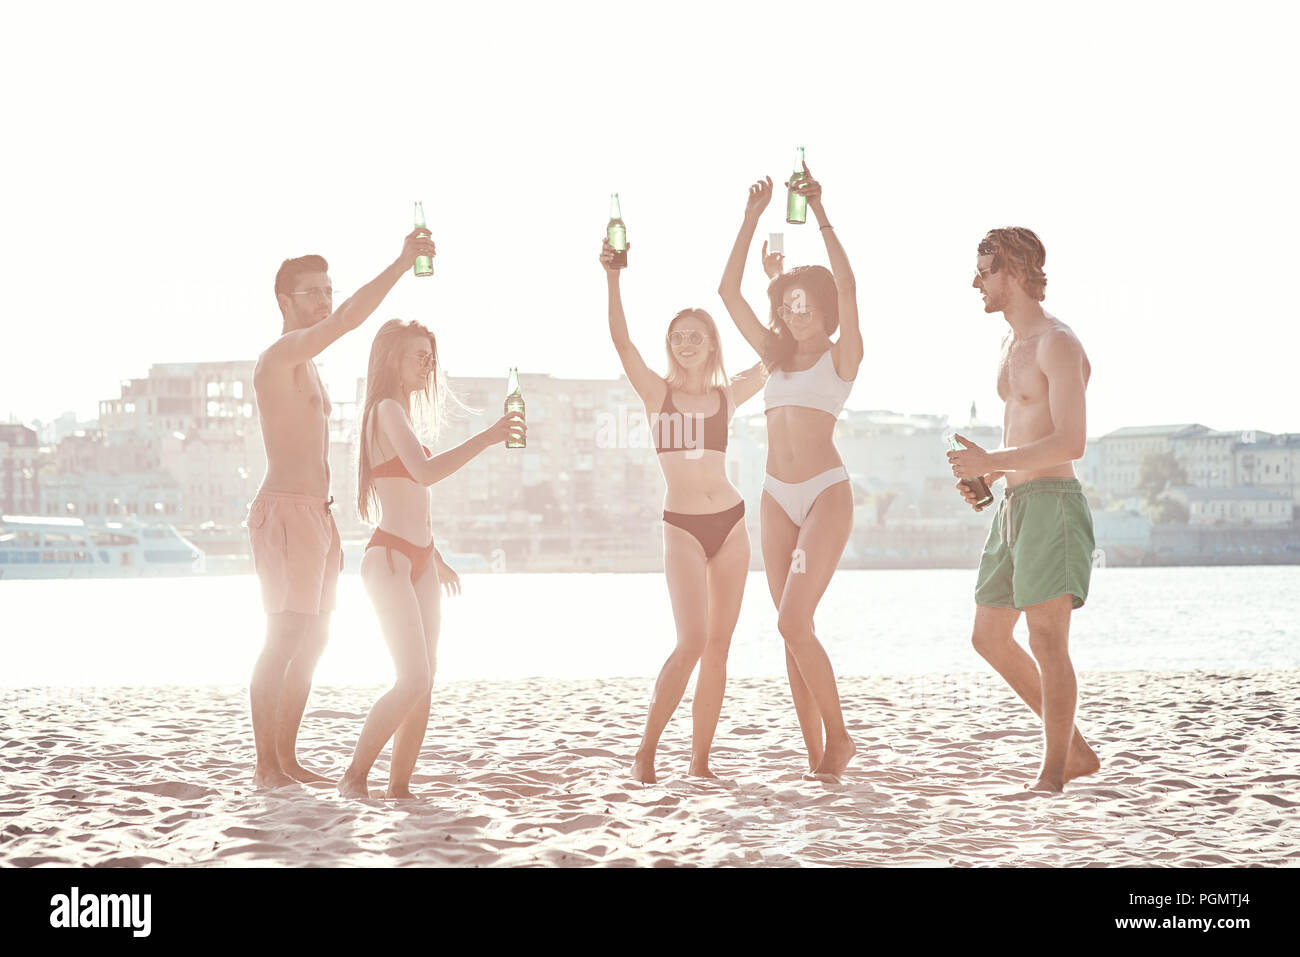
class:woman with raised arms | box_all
[601,237,767,783]
[717,165,864,780]
[337,319,524,799]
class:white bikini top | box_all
[763,348,854,417]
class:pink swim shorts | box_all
[247,492,343,617]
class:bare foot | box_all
[252,766,299,789]
[804,744,824,774]
[1026,775,1064,794]
[336,774,371,799]
[631,751,656,784]
[687,761,718,779]
[385,786,417,800]
[1065,744,1101,783]
[283,762,332,785]
[812,733,856,779]
[803,771,844,783]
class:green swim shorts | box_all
[974,477,1096,611]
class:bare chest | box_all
[259,363,331,426]
[996,336,1047,403]
[293,363,332,417]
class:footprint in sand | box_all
[1249,793,1300,808]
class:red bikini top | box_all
[372,446,430,482]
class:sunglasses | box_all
[289,287,334,301]
[668,331,711,347]
[776,304,814,322]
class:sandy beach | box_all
[2,670,1298,867]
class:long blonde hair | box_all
[664,308,730,392]
[356,319,454,524]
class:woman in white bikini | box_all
[718,165,864,779]
[601,238,766,783]
[337,319,524,799]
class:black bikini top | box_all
[653,387,728,455]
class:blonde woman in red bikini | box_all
[336,319,524,799]
[600,238,767,783]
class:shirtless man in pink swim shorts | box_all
[248,228,436,789]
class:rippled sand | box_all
[3,671,1298,867]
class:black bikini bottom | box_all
[663,501,746,559]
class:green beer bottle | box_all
[946,433,994,508]
[413,201,434,277]
[786,147,808,225]
[607,193,627,268]
[505,367,526,449]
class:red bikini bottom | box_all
[366,528,436,583]
[662,501,746,559]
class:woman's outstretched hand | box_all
[786,162,822,206]
[745,176,774,218]
[760,239,785,279]
[599,236,628,273]
[487,412,527,446]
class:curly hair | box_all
[978,228,1047,302]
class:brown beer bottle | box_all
[947,433,994,508]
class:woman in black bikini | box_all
[337,319,524,799]
[600,239,767,783]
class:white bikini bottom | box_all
[762,466,851,528]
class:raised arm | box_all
[262,228,436,369]
[717,177,776,358]
[760,239,786,280]
[600,239,664,402]
[727,358,769,409]
[376,399,524,488]
[795,164,863,376]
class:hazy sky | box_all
[4,1,1297,438]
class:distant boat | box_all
[0,515,205,579]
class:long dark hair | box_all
[763,265,840,372]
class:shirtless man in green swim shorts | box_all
[947,227,1100,794]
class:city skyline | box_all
[15,359,1297,450]
[4,3,1298,438]
[9,358,1296,524]
[4,351,1297,573]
